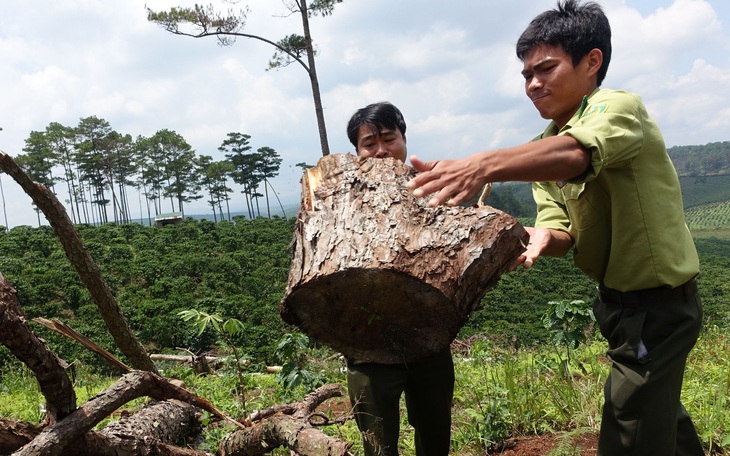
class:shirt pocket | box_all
[561,182,609,231]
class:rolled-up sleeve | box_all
[560,92,645,183]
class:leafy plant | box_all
[542,299,595,365]
[178,309,248,412]
[275,332,325,393]
[548,427,595,456]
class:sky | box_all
[1,0,729,228]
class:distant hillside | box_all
[680,175,730,208]
[668,141,730,176]
[490,141,730,216]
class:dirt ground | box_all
[485,433,599,456]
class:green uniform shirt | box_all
[532,88,699,291]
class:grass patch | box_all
[2,330,730,454]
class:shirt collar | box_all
[541,87,602,138]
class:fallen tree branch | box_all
[218,415,353,456]
[151,353,226,363]
[0,273,76,422]
[150,354,281,377]
[7,378,351,456]
[0,150,157,373]
[33,317,131,374]
[220,383,353,456]
[246,383,344,424]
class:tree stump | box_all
[280,154,529,363]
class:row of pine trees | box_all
[12,116,290,227]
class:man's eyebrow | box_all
[358,132,376,143]
[521,57,557,76]
[358,127,395,144]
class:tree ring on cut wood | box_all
[280,154,529,364]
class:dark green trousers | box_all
[592,286,704,455]
[346,350,454,456]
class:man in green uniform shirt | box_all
[406,1,704,455]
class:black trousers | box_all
[346,350,454,456]
[593,279,704,456]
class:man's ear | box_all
[403,134,407,144]
[585,48,603,78]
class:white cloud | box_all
[647,58,730,144]
[608,0,728,83]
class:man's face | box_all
[521,44,595,129]
[355,124,407,163]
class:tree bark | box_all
[0,421,41,455]
[0,150,157,373]
[281,154,529,363]
[218,415,352,456]
[0,273,77,422]
[2,368,352,456]
[69,399,208,456]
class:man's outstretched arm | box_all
[407,135,590,207]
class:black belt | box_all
[597,276,698,307]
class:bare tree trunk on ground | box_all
[2,401,208,456]
[3,379,352,456]
[70,399,208,456]
[0,150,157,373]
[281,154,529,363]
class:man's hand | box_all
[509,227,572,270]
[407,155,488,207]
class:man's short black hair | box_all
[346,102,407,148]
[516,0,612,86]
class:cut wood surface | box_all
[281,154,529,363]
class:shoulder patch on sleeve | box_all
[582,103,608,118]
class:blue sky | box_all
[1,0,729,227]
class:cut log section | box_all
[280,154,529,364]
